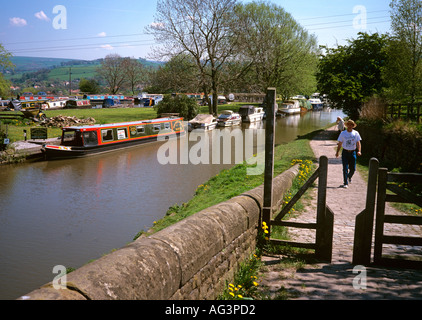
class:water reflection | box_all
[0,109,344,299]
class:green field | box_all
[5,56,161,82]
[48,65,98,81]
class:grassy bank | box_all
[134,129,320,239]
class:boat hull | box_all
[43,134,183,160]
[217,119,241,127]
[244,113,264,122]
[278,108,301,114]
[188,123,217,131]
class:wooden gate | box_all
[352,159,422,268]
[263,156,334,262]
[373,169,422,268]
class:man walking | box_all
[335,120,362,188]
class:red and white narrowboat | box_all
[42,117,185,159]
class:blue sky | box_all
[0,0,392,61]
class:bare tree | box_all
[146,0,245,115]
[124,58,147,95]
[147,53,202,93]
[97,54,127,94]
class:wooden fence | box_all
[264,156,334,262]
[386,103,422,123]
[374,169,422,268]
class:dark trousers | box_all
[341,149,356,185]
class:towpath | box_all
[259,126,422,300]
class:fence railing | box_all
[374,169,422,268]
[385,103,422,123]
[265,156,334,262]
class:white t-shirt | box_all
[338,129,361,151]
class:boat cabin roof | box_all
[63,117,181,131]
[189,114,215,123]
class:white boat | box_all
[188,114,217,131]
[238,105,265,122]
[277,100,301,115]
[43,99,67,110]
[309,98,323,110]
[216,110,242,127]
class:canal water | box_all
[0,109,344,299]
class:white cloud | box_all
[101,44,114,50]
[35,11,50,22]
[97,32,107,37]
[10,17,27,27]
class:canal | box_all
[0,109,345,299]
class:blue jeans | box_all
[341,150,356,185]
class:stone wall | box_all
[20,164,299,300]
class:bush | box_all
[357,119,422,173]
[154,94,199,120]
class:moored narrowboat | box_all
[42,117,185,159]
[64,99,92,109]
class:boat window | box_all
[153,124,161,132]
[83,131,98,146]
[137,126,145,134]
[102,129,114,142]
[62,130,83,146]
[164,122,170,130]
[117,128,127,140]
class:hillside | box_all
[4,56,163,82]
[9,56,80,72]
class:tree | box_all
[155,94,199,120]
[234,1,318,99]
[0,44,14,98]
[147,0,245,115]
[96,54,127,94]
[147,54,202,93]
[387,0,422,103]
[79,78,100,94]
[317,32,388,119]
[124,58,147,95]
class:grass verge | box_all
[135,130,318,239]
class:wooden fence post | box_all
[352,157,379,265]
[315,155,332,261]
[373,167,388,264]
[262,88,276,237]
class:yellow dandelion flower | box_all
[237,294,243,298]
[229,292,235,297]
